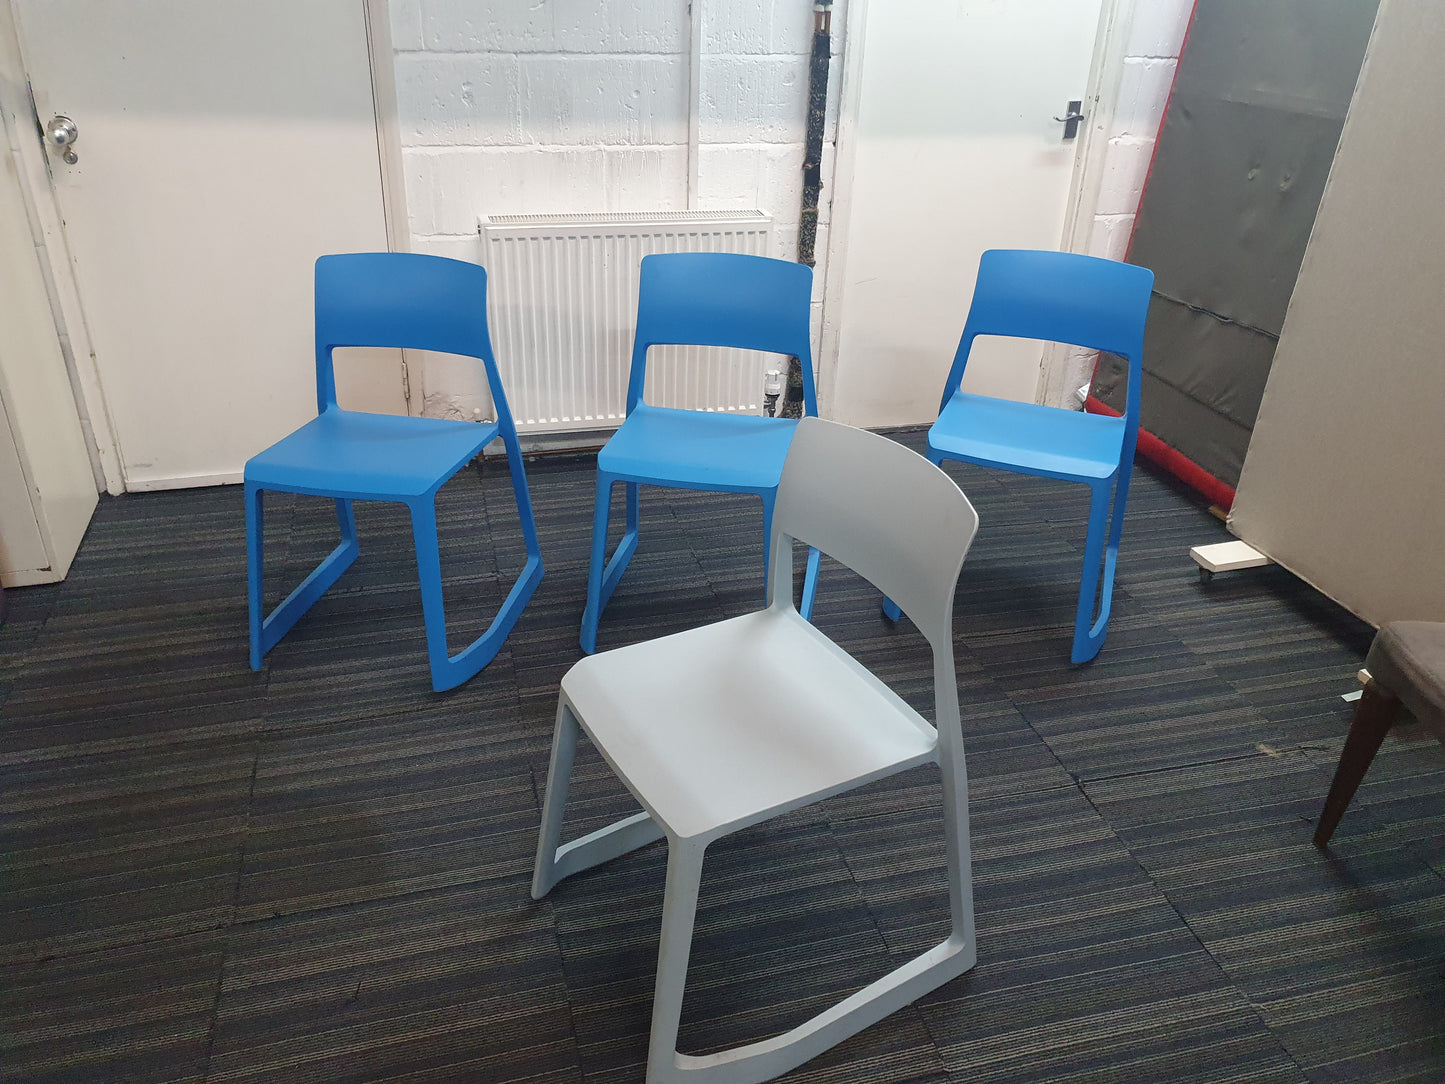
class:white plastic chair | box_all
[532,417,981,1084]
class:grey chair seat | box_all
[1366,621,1445,737]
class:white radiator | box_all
[481,210,774,434]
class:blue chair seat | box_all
[931,392,1125,483]
[597,405,798,492]
[246,410,498,499]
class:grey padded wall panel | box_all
[1140,303,1277,433]
[1098,0,1378,487]
[1140,102,1347,337]
[1230,0,1445,627]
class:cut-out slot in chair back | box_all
[772,418,978,644]
[959,249,1153,359]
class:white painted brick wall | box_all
[391,0,1179,419]
[699,57,808,145]
[405,146,689,236]
[395,52,523,147]
[518,55,689,145]
[391,0,844,419]
[704,0,817,55]
[415,0,687,54]
[696,1,846,314]
[1060,0,1192,409]
[1126,0,1194,58]
[390,0,423,52]
[1086,0,1193,259]
[1112,56,1177,139]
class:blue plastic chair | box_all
[884,249,1154,663]
[580,252,822,654]
[244,253,543,691]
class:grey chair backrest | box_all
[769,417,978,651]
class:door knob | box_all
[44,115,79,163]
[1053,100,1085,141]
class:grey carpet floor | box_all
[3,428,1444,1083]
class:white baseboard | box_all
[124,471,243,492]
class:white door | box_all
[0,110,97,585]
[0,399,48,574]
[14,0,403,491]
[825,0,1108,427]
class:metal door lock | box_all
[44,115,79,163]
[1053,100,1085,141]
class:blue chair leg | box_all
[492,422,546,646]
[499,425,545,566]
[336,496,358,549]
[800,546,822,621]
[579,479,610,655]
[443,430,546,682]
[1071,480,1115,664]
[409,479,542,693]
[617,480,640,594]
[246,481,265,670]
[580,476,641,655]
[253,491,359,668]
[761,490,821,619]
[761,490,776,589]
[410,496,454,689]
[763,489,822,620]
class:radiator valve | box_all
[763,369,783,417]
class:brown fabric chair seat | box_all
[1366,621,1445,738]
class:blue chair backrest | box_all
[940,249,1154,420]
[313,252,504,413]
[626,252,817,416]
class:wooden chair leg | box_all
[1314,682,1402,847]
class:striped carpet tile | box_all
[2,427,1443,1081]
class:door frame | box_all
[0,0,411,494]
[817,0,1137,417]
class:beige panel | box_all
[1229,0,1445,626]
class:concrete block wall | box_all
[1087,0,1193,263]
[389,0,844,419]
[1048,0,1191,409]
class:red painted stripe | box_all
[1085,395,1235,510]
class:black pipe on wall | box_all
[798,0,831,269]
[782,0,832,419]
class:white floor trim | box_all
[124,470,243,492]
